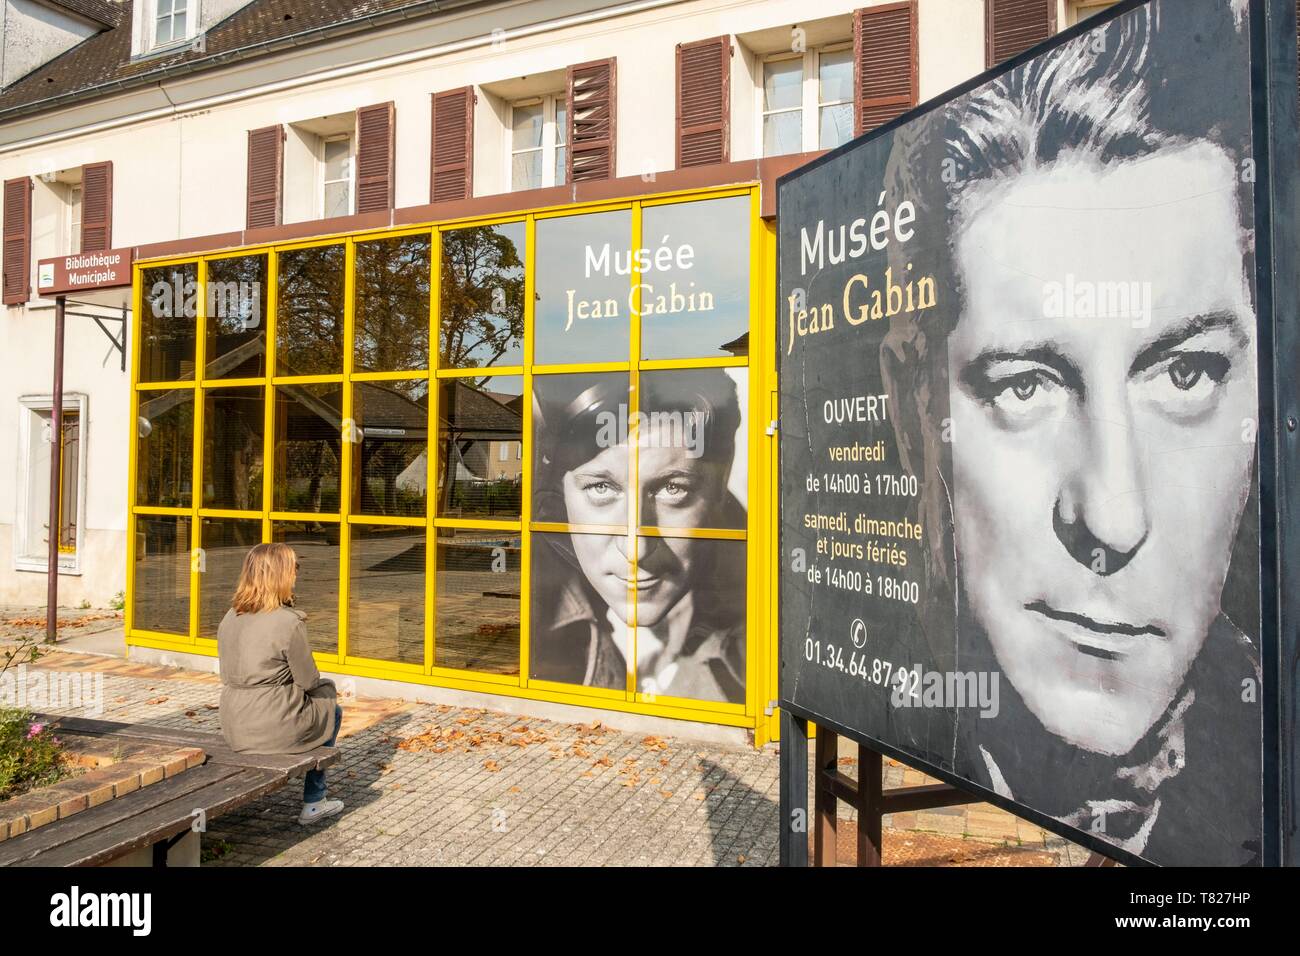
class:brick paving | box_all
[1,621,1092,866]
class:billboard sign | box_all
[778,0,1295,866]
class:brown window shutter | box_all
[430,87,474,203]
[246,125,284,229]
[985,0,1056,69]
[356,102,396,213]
[80,161,113,253]
[3,177,32,305]
[567,58,617,182]
[676,37,730,168]
[855,2,919,136]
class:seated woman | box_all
[529,369,747,704]
[217,542,344,825]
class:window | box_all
[16,395,87,573]
[155,0,189,47]
[510,96,567,191]
[322,135,353,218]
[68,184,82,255]
[1068,0,1119,25]
[761,45,854,156]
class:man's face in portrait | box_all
[561,418,726,627]
[947,141,1257,756]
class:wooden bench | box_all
[0,714,339,867]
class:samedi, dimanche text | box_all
[788,191,936,354]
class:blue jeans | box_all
[303,704,343,804]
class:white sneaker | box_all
[298,798,344,825]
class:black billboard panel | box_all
[777,0,1295,866]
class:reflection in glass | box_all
[271,521,339,655]
[355,235,431,372]
[273,384,342,513]
[348,525,425,665]
[528,531,746,702]
[435,529,520,675]
[439,222,525,369]
[353,379,429,516]
[199,517,262,638]
[205,255,268,379]
[437,376,523,519]
[762,58,803,157]
[136,390,194,507]
[534,210,631,365]
[637,368,748,530]
[640,197,750,360]
[203,386,264,510]
[276,245,345,376]
[140,264,197,383]
[133,515,191,635]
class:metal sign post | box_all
[46,294,66,643]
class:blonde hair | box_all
[231,543,296,614]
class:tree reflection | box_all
[439,224,526,370]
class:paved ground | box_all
[1,610,1093,866]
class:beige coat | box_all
[216,605,337,755]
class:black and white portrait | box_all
[780,0,1263,866]
[529,369,748,703]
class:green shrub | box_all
[0,709,70,802]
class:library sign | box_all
[37,248,133,296]
[778,0,1298,866]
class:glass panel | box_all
[437,376,523,519]
[273,383,342,513]
[637,368,748,531]
[323,138,351,181]
[438,221,525,369]
[435,528,520,675]
[555,102,568,186]
[634,536,746,704]
[512,150,542,192]
[198,517,262,638]
[205,254,268,379]
[271,521,339,655]
[133,515,191,635]
[531,373,631,525]
[354,234,431,372]
[819,103,854,150]
[276,244,345,376]
[58,413,79,553]
[353,378,429,517]
[763,58,803,111]
[323,181,350,220]
[202,386,264,511]
[818,49,853,104]
[173,10,186,36]
[529,529,628,690]
[140,263,197,383]
[155,17,170,45]
[136,389,194,508]
[348,524,425,665]
[554,103,567,145]
[158,0,173,14]
[534,210,631,365]
[763,111,802,157]
[512,103,544,151]
[640,197,751,360]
